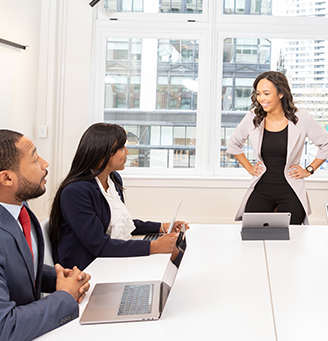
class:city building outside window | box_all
[104,38,198,168]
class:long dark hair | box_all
[250,71,298,127]
[49,123,127,246]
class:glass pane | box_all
[234,87,252,110]
[224,0,272,14]
[236,0,245,14]
[104,0,143,12]
[224,0,234,14]
[174,126,186,145]
[129,84,140,108]
[221,36,328,170]
[157,85,168,109]
[122,0,132,11]
[159,0,203,13]
[223,41,234,63]
[161,126,173,145]
[224,0,328,17]
[222,86,233,111]
[150,149,168,167]
[104,0,203,13]
[104,38,198,168]
[150,126,161,145]
[105,38,142,110]
[171,149,191,167]
[250,0,261,14]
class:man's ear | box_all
[0,170,15,187]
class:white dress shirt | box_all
[95,177,136,240]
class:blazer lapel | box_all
[250,119,265,162]
[286,121,301,167]
[0,205,36,294]
[25,205,44,297]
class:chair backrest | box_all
[40,218,54,266]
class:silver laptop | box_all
[132,198,183,241]
[242,212,291,229]
[80,226,187,325]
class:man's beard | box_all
[14,170,48,202]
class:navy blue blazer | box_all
[52,172,160,270]
[0,203,78,341]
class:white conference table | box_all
[36,224,328,341]
[265,224,328,341]
[37,224,275,341]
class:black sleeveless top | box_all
[260,125,288,184]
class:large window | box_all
[92,0,328,176]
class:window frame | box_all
[90,1,328,178]
[90,18,213,176]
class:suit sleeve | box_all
[0,248,78,341]
[61,182,152,257]
[132,219,161,235]
[41,264,57,293]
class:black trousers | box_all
[245,173,305,225]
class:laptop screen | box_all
[159,227,187,314]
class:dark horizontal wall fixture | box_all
[89,0,101,7]
[0,38,27,50]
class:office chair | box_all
[40,218,54,266]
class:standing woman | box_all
[49,123,186,270]
[227,71,328,224]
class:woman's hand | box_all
[162,221,189,233]
[288,165,311,179]
[150,233,179,254]
[233,153,264,177]
[248,161,265,177]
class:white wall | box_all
[0,0,41,137]
[122,176,328,225]
[32,0,94,218]
[1,0,328,225]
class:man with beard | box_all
[0,130,91,341]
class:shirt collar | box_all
[0,202,23,221]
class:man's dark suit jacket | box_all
[52,171,160,270]
[0,203,78,341]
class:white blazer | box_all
[227,109,328,224]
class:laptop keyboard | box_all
[143,233,163,241]
[118,284,154,316]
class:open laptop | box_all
[242,212,291,229]
[80,226,187,325]
[132,198,183,241]
[241,212,291,240]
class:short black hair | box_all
[0,130,24,172]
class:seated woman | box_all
[49,123,187,270]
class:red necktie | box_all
[19,206,34,260]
